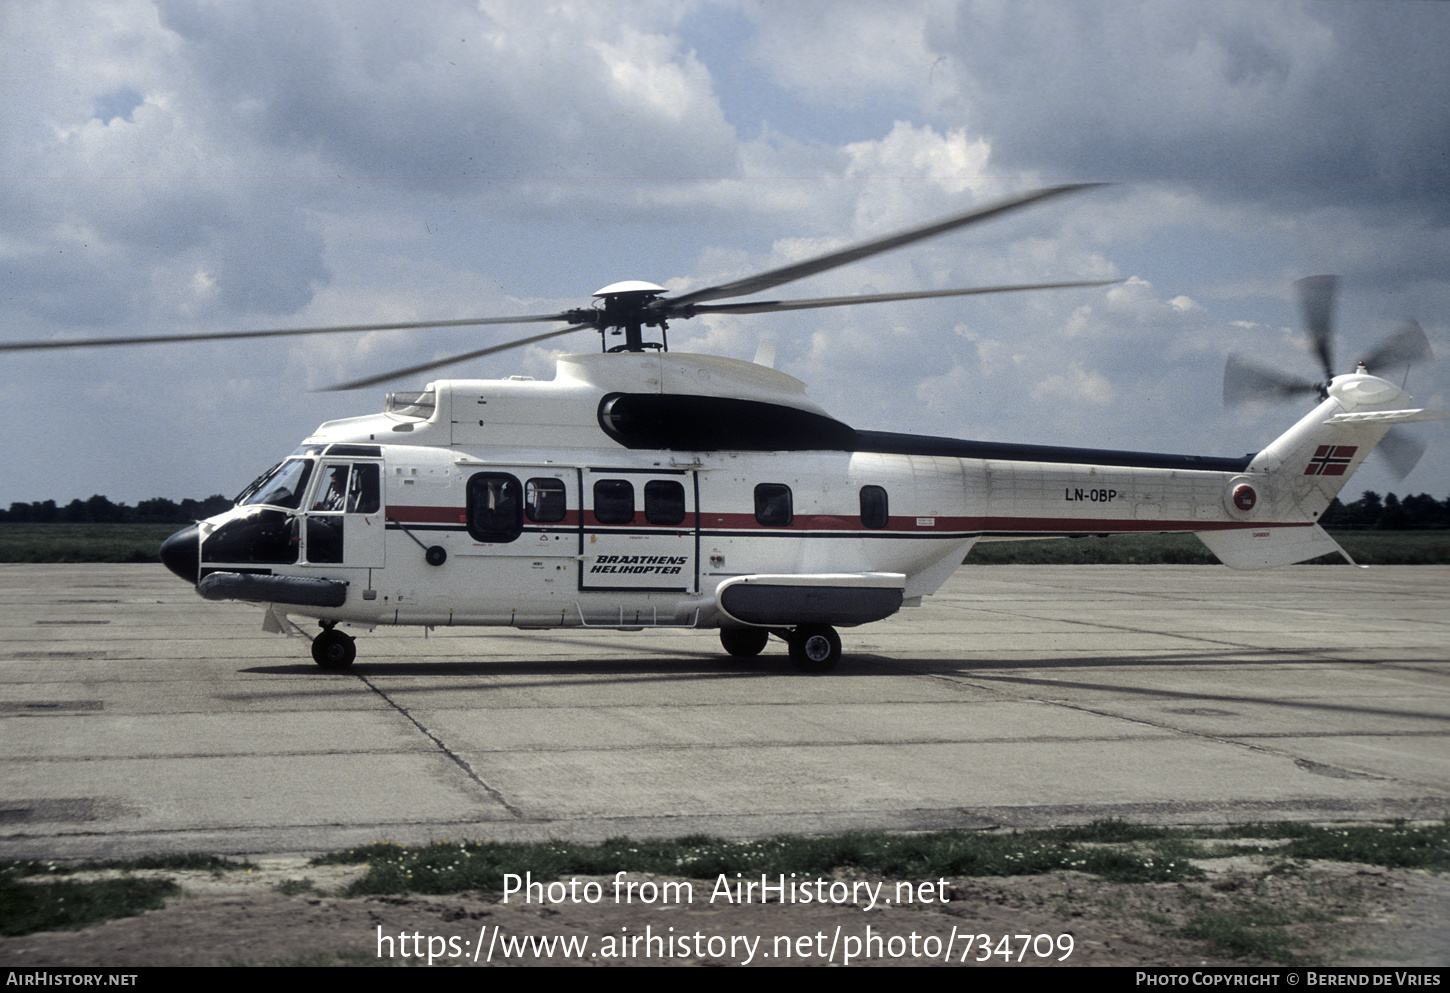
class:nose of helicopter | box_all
[159,524,200,583]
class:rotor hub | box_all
[583,281,671,352]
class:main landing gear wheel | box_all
[720,627,769,658]
[788,624,841,673]
[312,628,356,669]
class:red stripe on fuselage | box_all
[386,505,1311,535]
[699,513,1310,535]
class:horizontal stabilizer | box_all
[1195,525,1356,571]
[1323,408,1448,426]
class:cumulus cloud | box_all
[921,1,1449,182]
[842,122,990,189]
[1031,362,1115,406]
[741,0,948,107]
[152,0,738,179]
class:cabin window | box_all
[593,479,635,525]
[525,478,567,523]
[466,473,522,543]
[644,479,687,526]
[754,483,793,527]
[860,485,889,529]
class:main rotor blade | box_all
[1223,353,1320,407]
[0,311,577,353]
[679,278,1120,317]
[663,184,1103,312]
[322,323,594,392]
[1360,318,1432,373]
[1295,275,1338,381]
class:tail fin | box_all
[1196,372,1444,569]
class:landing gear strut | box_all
[787,624,841,673]
[311,624,356,669]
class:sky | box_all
[3,0,1449,508]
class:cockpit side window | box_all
[308,463,382,515]
[347,464,381,514]
[311,465,350,512]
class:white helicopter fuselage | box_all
[163,350,1428,666]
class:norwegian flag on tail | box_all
[1303,445,1357,476]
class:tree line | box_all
[3,489,1450,529]
[1319,491,1450,530]
[0,494,233,524]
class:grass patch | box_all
[7,822,1440,953]
[1183,821,1450,870]
[0,873,179,937]
[320,827,1205,898]
[1178,907,1313,963]
[1277,824,1450,870]
[2,853,252,878]
[316,820,1446,906]
[1045,818,1183,843]
[0,854,254,937]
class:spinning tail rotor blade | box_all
[1375,426,1427,480]
[1223,353,1320,407]
[1232,277,1436,477]
[1295,275,1338,383]
[1360,318,1432,373]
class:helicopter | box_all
[3,185,1441,672]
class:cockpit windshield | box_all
[235,458,315,509]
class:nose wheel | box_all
[311,627,356,669]
[787,624,841,673]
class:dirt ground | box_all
[2,855,1447,967]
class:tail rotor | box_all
[1223,276,1434,479]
